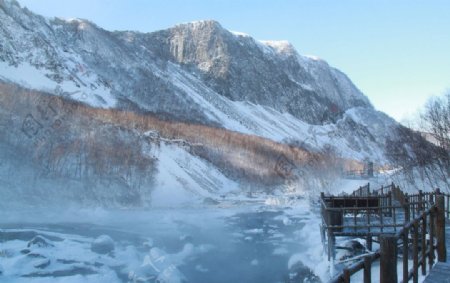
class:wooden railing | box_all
[320,192,395,261]
[373,182,396,196]
[352,183,371,197]
[328,190,447,283]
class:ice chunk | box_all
[91,235,114,254]
[34,258,51,269]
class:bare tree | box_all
[421,91,450,176]
[421,92,450,150]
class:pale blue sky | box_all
[18,0,450,122]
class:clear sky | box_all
[17,0,450,122]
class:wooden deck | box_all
[423,262,450,282]
[424,224,450,282]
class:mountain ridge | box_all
[0,1,370,122]
[0,0,408,207]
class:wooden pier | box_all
[322,183,450,283]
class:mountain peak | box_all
[260,40,297,56]
[169,19,226,37]
[175,19,222,29]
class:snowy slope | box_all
[150,142,239,207]
[0,0,398,164]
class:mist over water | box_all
[0,199,326,283]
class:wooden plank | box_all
[424,262,450,282]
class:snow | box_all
[304,55,322,61]
[150,143,239,207]
[91,235,114,254]
[0,61,56,89]
[0,61,117,108]
[162,60,391,162]
[260,40,294,54]
[231,31,250,37]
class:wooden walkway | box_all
[423,262,450,282]
[424,224,450,282]
[325,185,450,283]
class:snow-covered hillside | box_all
[0,0,399,164]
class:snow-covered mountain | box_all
[0,0,403,206]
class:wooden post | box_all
[419,190,423,211]
[436,190,446,262]
[343,268,350,283]
[367,234,372,251]
[403,229,409,283]
[421,215,427,275]
[320,224,325,244]
[413,222,419,283]
[393,206,397,231]
[379,206,384,233]
[328,228,335,261]
[380,235,398,283]
[429,208,435,270]
[405,195,410,222]
[364,256,372,283]
[388,192,393,217]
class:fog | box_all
[0,198,328,283]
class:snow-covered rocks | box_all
[33,258,51,269]
[128,246,187,283]
[286,260,321,283]
[0,229,136,281]
[27,235,54,248]
[91,235,115,255]
[335,239,366,262]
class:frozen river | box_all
[0,198,327,283]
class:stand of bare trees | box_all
[386,91,449,190]
[0,83,158,206]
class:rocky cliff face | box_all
[126,20,372,124]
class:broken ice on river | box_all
[0,196,329,283]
